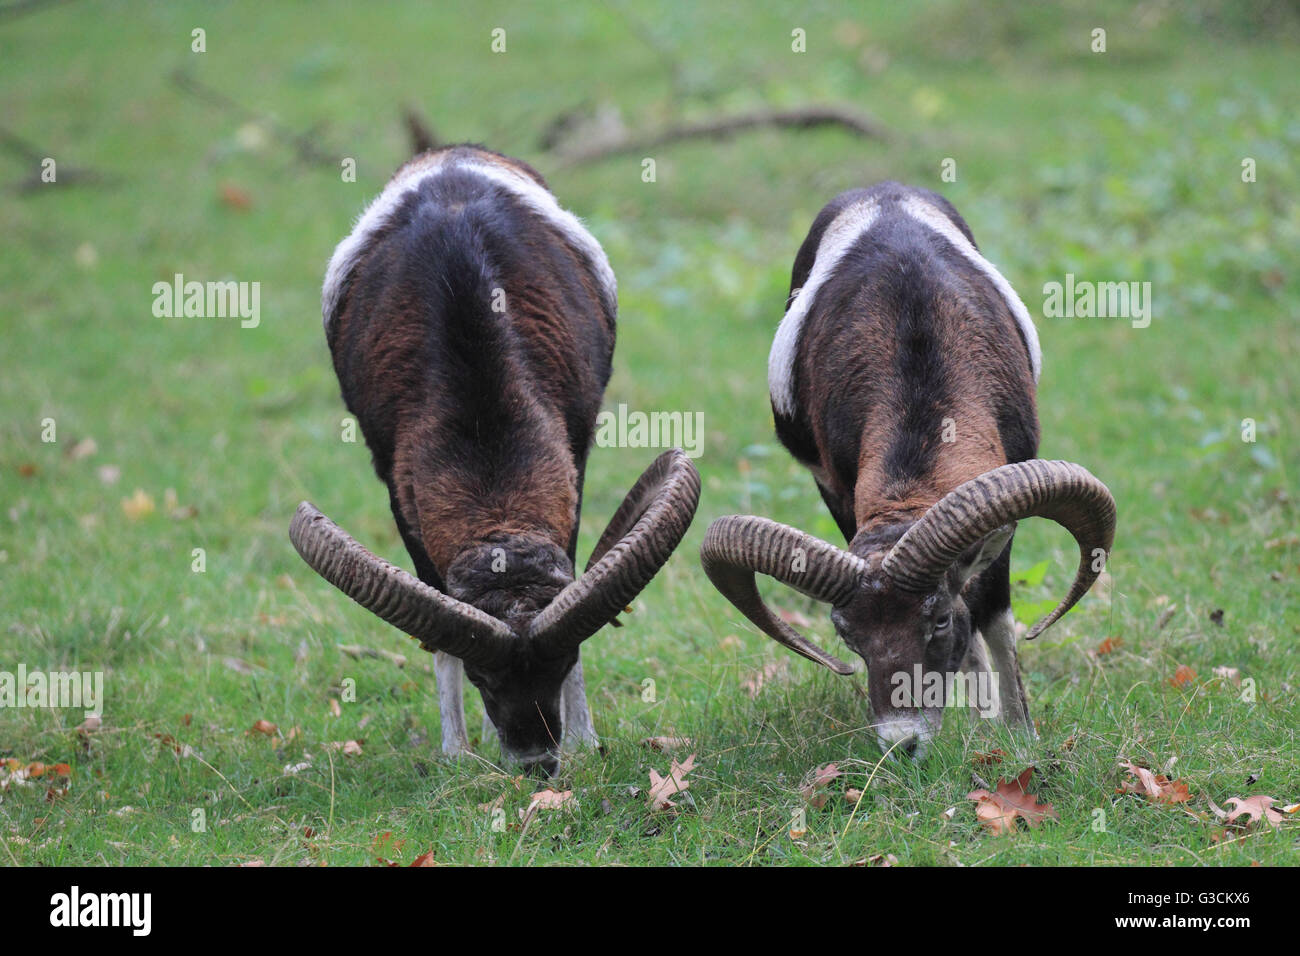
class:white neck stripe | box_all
[767,194,1042,418]
[899,195,1041,383]
[768,198,881,416]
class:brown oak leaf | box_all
[1209,795,1298,830]
[519,788,574,824]
[967,767,1059,834]
[648,754,696,810]
[1116,761,1192,804]
[800,763,843,809]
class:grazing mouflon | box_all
[292,144,700,774]
[701,182,1115,759]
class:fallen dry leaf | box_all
[967,767,1059,834]
[120,488,155,520]
[1208,794,1297,830]
[1168,664,1198,688]
[323,740,363,756]
[162,487,197,520]
[648,754,696,810]
[408,850,437,867]
[519,788,574,824]
[852,853,899,867]
[152,733,196,758]
[1212,666,1241,686]
[249,719,278,737]
[372,830,406,866]
[1096,636,1123,656]
[66,437,97,460]
[219,182,253,210]
[1117,762,1192,804]
[641,736,693,752]
[74,712,100,743]
[973,749,1006,766]
[800,763,843,809]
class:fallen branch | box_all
[0,0,80,23]
[170,68,336,168]
[1,125,113,192]
[553,104,888,166]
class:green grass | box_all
[1,0,1297,866]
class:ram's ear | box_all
[953,523,1015,588]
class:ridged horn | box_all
[700,515,866,674]
[882,460,1116,639]
[529,449,701,653]
[289,502,516,667]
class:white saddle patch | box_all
[321,152,616,328]
[766,193,1042,419]
[768,198,881,417]
[899,195,1041,383]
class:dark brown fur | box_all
[324,145,616,767]
[773,183,1040,751]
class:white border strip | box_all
[768,198,881,416]
[767,195,1042,417]
[900,195,1041,383]
[321,154,616,328]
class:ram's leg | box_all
[481,708,498,748]
[433,651,470,757]
[959,628,996,723]
[560,653,599,751]
[980,608,1034,732]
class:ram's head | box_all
[291,449,700,774]
[701,460,1115,759]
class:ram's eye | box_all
[935,613,952,630]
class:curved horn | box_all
[529,449,701,653]
[289,502,516,668]
[882,460,1116,640]
[699,515,866,674]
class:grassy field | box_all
[1,0,1297,866]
